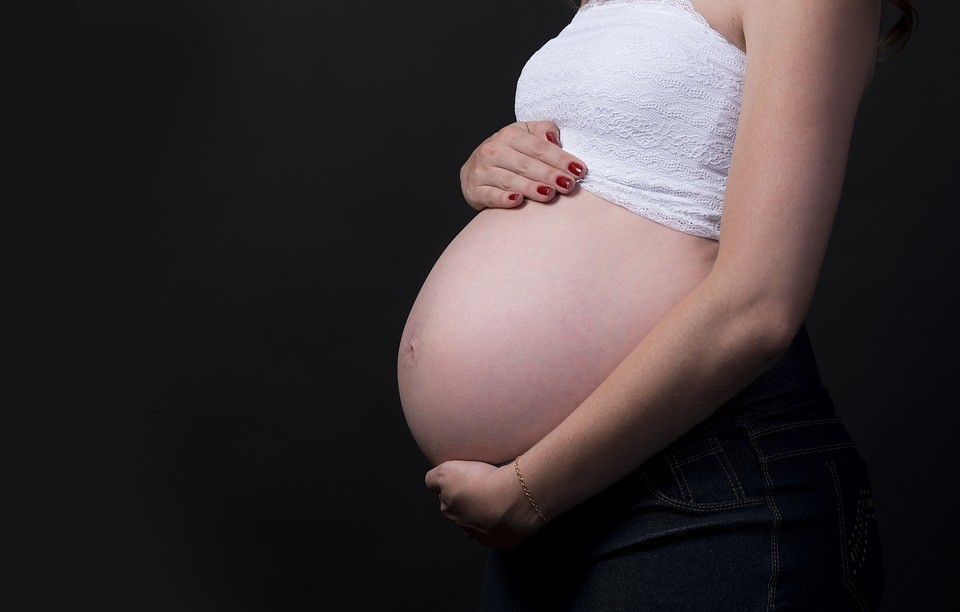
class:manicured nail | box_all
[537,186,554,197]
[546,132,559,144]
[568,162,584,177]
[508,193,522,201]
[556,176,572,189]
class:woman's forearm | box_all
[517,271,797,520]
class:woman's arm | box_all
[427,0,881,547]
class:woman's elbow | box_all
[701,269,811,361]
[745,298,806,359]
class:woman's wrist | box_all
[494,461,549,534]
[513,455,550,524]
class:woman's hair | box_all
[566,0,918,62]
[877,0,918,62]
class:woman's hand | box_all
[424,459,546,550]
[459,120,588,211]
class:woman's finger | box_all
[523,120,562,147]
[462,526,484,540]
[502,123,587,177]
[467,185,527,209]
[424,466,443,494]
[482,147,578,196]
[479,166,562,202]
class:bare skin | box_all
[398,186,719,465]
[414,0,880,549]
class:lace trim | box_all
[580,0,745,61]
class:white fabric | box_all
[514,0,746,241]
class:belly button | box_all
[402,334,420,368]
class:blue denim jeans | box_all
[479,323,883,611]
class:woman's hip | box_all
[480,323,884,610]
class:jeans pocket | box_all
[825,458,884,611]
[635,435,748,509]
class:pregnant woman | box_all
[398,0,916,608]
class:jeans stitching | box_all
[827,461,870,611]
[765,443,857,462]
[635,471,765,510]
[666,452,693,502]
[740,416,780,611]
[751,417,842,437]
[733,395,829,423]
[671,443,744,503]
[711,436,746,501]
[674,448,721,466]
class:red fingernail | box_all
[537,186,553,196]
[556,176,572,189]
[546,132,558,144]
[509,193,522,201]
[568,162,584,177]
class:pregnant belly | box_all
[397,188,719,465]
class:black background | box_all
[72,0,956,609]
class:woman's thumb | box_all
[532,120,562,147]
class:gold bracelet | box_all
[513,455,549,524]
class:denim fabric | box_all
[479,323,883,611]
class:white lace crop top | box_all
[514,0,746,241]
